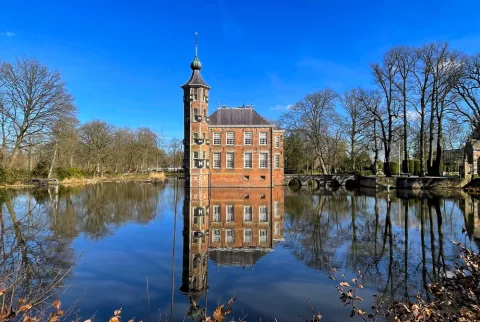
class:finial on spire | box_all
[195,32,198,57]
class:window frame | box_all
[212,228,221,242]
[213,132,221,145]
[274,154,280,169]
[226,132,235,145]
[259,205,268,222]
[274,136,280,148]
[243,205,252,222]
[213,205,221,222]
[259,132,268,145]
[213,152,221,169]
[259,152,268,169]
[226,152,234,169]
[244,132,252,145]
[244,228,252,243]
[226,204,234,222]
[259,229,267,243]
[244,152,253,168]
[226,228,234,243]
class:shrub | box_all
[414,160,421,175]
[376,161,384,171]
[0,167,31,185]
[389,161,399,175]
[408,159,415,174]
[32,160,49,178]
[56,167,83,180]
[474,174,479,179]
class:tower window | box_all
[193,151,199,159]
[203,108,207,117]
[274,154,280,168]
[194,88,198,100]
[194,108,198,116]
[274,136,280,148]
[274,201,280,217]
[259,132,268,145]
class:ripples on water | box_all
[0,182,478,321]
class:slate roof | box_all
[208,247,272,267]
[209,107,274,127]
[181,69,209,88]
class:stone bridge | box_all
[284,174,358,188]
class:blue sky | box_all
[1,0,480,140]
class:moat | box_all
[1,181,478,321]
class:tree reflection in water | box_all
[283,187,478,304]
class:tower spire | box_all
[195,32,198,57]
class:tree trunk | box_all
[427,87,436,175]
[433,118,443,177]
[402,87,409,173]
[48,142,58,179]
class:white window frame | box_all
[226,132,235,145]
[213,205,221,222]
[244,152,253,168]
[243,206,252,222]
[213,133,221,145]
[259,229,267,243]
[274,154,280,169]
[213,153,221,169]
[226,152,234,169]
[226,205,234,222]
[274,201,280,217]
[259,132,267,145]
[259,205,268,222]
[259,153,268,169]
[244,132,252,145]
[274,136,280,148]
[244,228,252,243]
[212,229,221,242]
[226,229,235,243]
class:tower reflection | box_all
[180,187,284,302]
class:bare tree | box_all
[340,89,369,172]
[0,58,76,168]
[280,89,339,174]
[371,52,400,176]
[454,54,480,136]
[79,120,114,176]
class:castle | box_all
[182,50,284,187]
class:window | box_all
[203,108,207,117]
[203,151,206,159]
[259,229,267,243]
[226,229,234,243]
[259,206,268,222]
[260,176,265,180]
[213,133,221,145]
[194,108,198,116]
[226,205,234,222]
[212,229,221,242]
[274,201,280,217]
[226,152,234,169]
[244,153,253,168]
[274,136,280,148]
[213,205,221,222]
[259,132,267,145]
[275,222,280,235]
[244,132,252,145]
[243,206,252,222]
[213,153,221,169]
[244,229,252,243]
[226,132,234,145]
[244,175,250,180]
[193,151,199,159]
[259,153,268,168]
[194,88,198,100]
[274,154,280,168]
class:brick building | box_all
[182,52,284,188]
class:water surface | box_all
[1,182,478,321]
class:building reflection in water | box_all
[180,187,284,302]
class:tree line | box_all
[0,58,183,181]
[281,42,479,176]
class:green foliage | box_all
[376,161,383,171]
[0,167,31,185]
[32,160,50,178]
[408,159,415,174]
[474,174,479,179]
[414,160,421,176]
[56,167,83,180]
[389,161,399,175]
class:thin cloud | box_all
[1,31,16,37]
[270,104,293,111]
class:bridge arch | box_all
[288,177,302,187]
